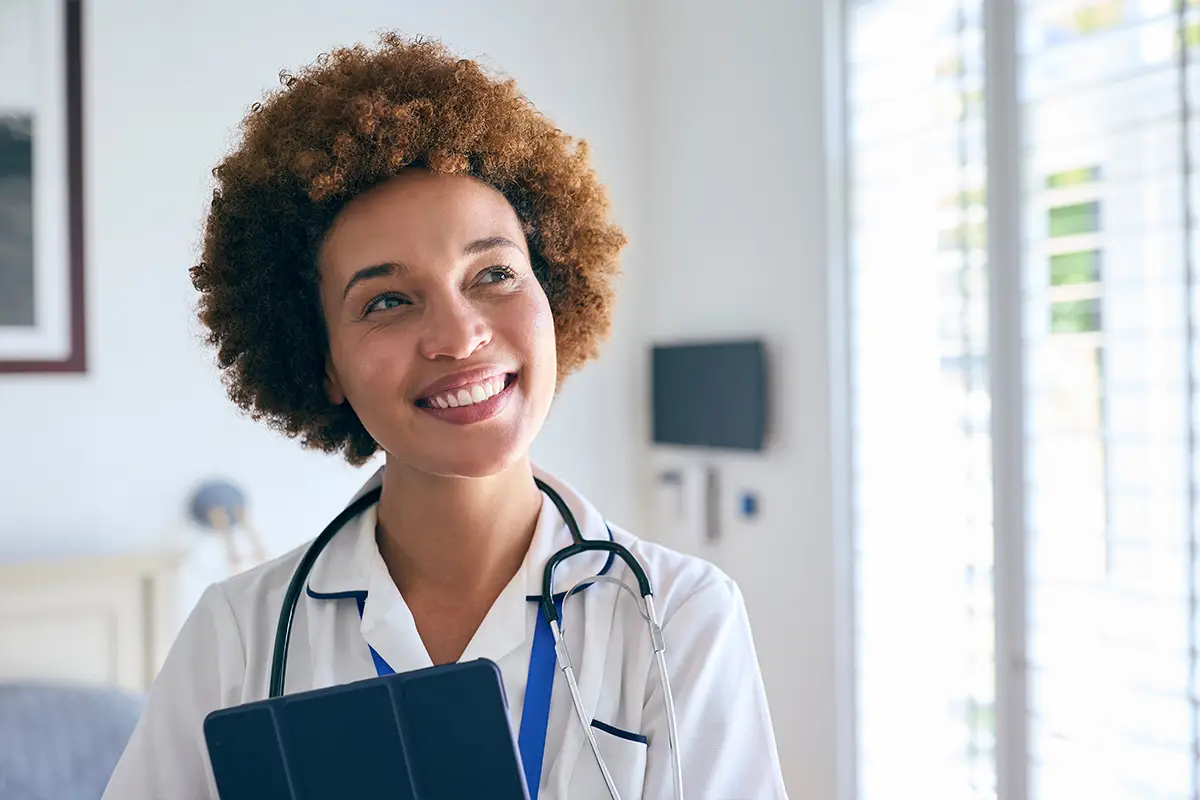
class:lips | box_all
[415,372,519,425]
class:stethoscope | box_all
[267,478,684,800]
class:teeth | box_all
[426,376,506,410]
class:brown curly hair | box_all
[190,34,626,465]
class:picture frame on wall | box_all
[0,0,85,373]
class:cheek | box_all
[330,330,413,402]
[531,289,552,333]
[528,293,557,371]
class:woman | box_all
[104,34,787,799]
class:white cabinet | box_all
[0,551,183,692]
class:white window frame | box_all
[981,2,1027,799]
[822,0,859,796]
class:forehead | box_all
[319,170,526,271]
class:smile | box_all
[415,372,518,423]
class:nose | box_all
[417,294,492,361]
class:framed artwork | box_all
[0,0,85,373]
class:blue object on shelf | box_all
[189,480,246,528]
[740,492,758,519]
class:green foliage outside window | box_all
[1051,300,1103,333]
[1050,251,1102,286]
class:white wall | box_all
[638,0,838,796]
[0,0,645,561]
[0,0,35,110]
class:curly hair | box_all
[190,33,626,465]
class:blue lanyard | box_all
[355,595,563,799]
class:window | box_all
[847,1,996,797]
[844,0,1200,798]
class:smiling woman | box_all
[101,32,788,800]
[189,35,624,465]
[315,170,558,480]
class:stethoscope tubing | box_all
[267,478,683,800]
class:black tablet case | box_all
[203,658,530,800]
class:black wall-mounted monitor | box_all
[651,339,767,451]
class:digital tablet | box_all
[203,658,530,800]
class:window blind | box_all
[846,0,1200,797]
[1020,1,1198,797]
[847,1,998,798]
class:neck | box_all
[375,457,543,601]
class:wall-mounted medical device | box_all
[651,338,767,451]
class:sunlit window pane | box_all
[1021,0,1195,797]
[849,0,1200,798]
[848,1,996,798]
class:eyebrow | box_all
[341,262,405,302]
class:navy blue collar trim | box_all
[306,587,367,601]
[590,719,648,745]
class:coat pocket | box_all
[567,719,648,799]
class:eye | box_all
[479,265,516,285]
[363,292,409,316]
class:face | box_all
[317,169,557,478]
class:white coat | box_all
[103,466,788,799]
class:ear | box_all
[324,360,346,405]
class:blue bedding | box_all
[0,682,144,800]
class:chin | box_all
[373,385,550,479]
[427,449,526,480]
[386,434,532,480]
